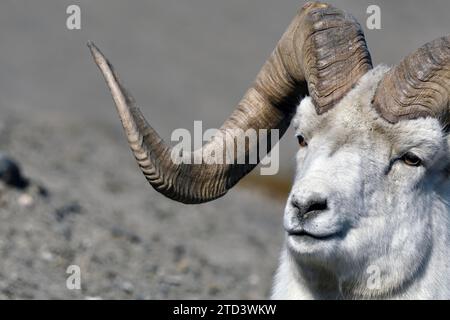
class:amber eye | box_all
[297,135,308,147]
[401,152,422,167]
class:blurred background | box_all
[0,0,448,299]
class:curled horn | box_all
[88,2,372,204]
[373,36,450,124]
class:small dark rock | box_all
[37,185,49,198]
[0,153,29,189]
[54,201,82,222]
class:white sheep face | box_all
[284,66,449,295]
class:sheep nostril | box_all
[291,197,328,219]
[305,200,328,214]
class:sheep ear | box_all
[373,36,450,124]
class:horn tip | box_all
[87,41,107,67]
[87,40,97,54]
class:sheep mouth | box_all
[287,230,337,240]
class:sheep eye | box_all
[401,152,422,167]
[297,135,308,147]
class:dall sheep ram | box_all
[89,2,450,299]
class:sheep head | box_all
[280,15,450,297]
[283,64,448,296]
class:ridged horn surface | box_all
[373,36,450,124]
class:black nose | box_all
[291,195,328,219]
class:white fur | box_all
[271,65,450,299]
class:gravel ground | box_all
[0,112,285,299]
